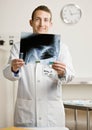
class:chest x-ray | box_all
[20,32,61,65]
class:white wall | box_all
[0,0,92,127]
[0,47,14,127]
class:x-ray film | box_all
[20,32,61,65]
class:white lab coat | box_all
[3,42,75,127]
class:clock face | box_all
[61,4,82,24]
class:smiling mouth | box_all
[38,27,46,31]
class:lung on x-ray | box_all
[20,32,61,65]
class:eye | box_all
[33,17,40,22]
[44,18,50,22]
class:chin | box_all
[38,31,48,34]
[34,30,48,34]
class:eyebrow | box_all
[33,17,51,21]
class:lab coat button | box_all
[38,98,41,101]
[37,80,40,82]
[39,117,42,120]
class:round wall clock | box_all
[60,4,82,24]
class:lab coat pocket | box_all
[14,98,34,125]
[47,100,65,127]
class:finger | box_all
[52,64,66,70]
[55,67,66,75]
[11,59,24,70]
[53,61,66,68]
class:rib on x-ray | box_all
[20,32,61,65]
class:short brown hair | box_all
[31,5,52,21]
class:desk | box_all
[0,127,69,130]
[27,127,69,130]
[63,100,92,130]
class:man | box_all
[3,5,75,127]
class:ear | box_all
[29,19,33,27]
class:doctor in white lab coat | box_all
[3,5,75,127]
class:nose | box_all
[40,19,44,26]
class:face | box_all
[30,10,52,34]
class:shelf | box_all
[64,77,92,85]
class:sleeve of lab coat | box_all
[58,43,75,83]
[3,42,21,81]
